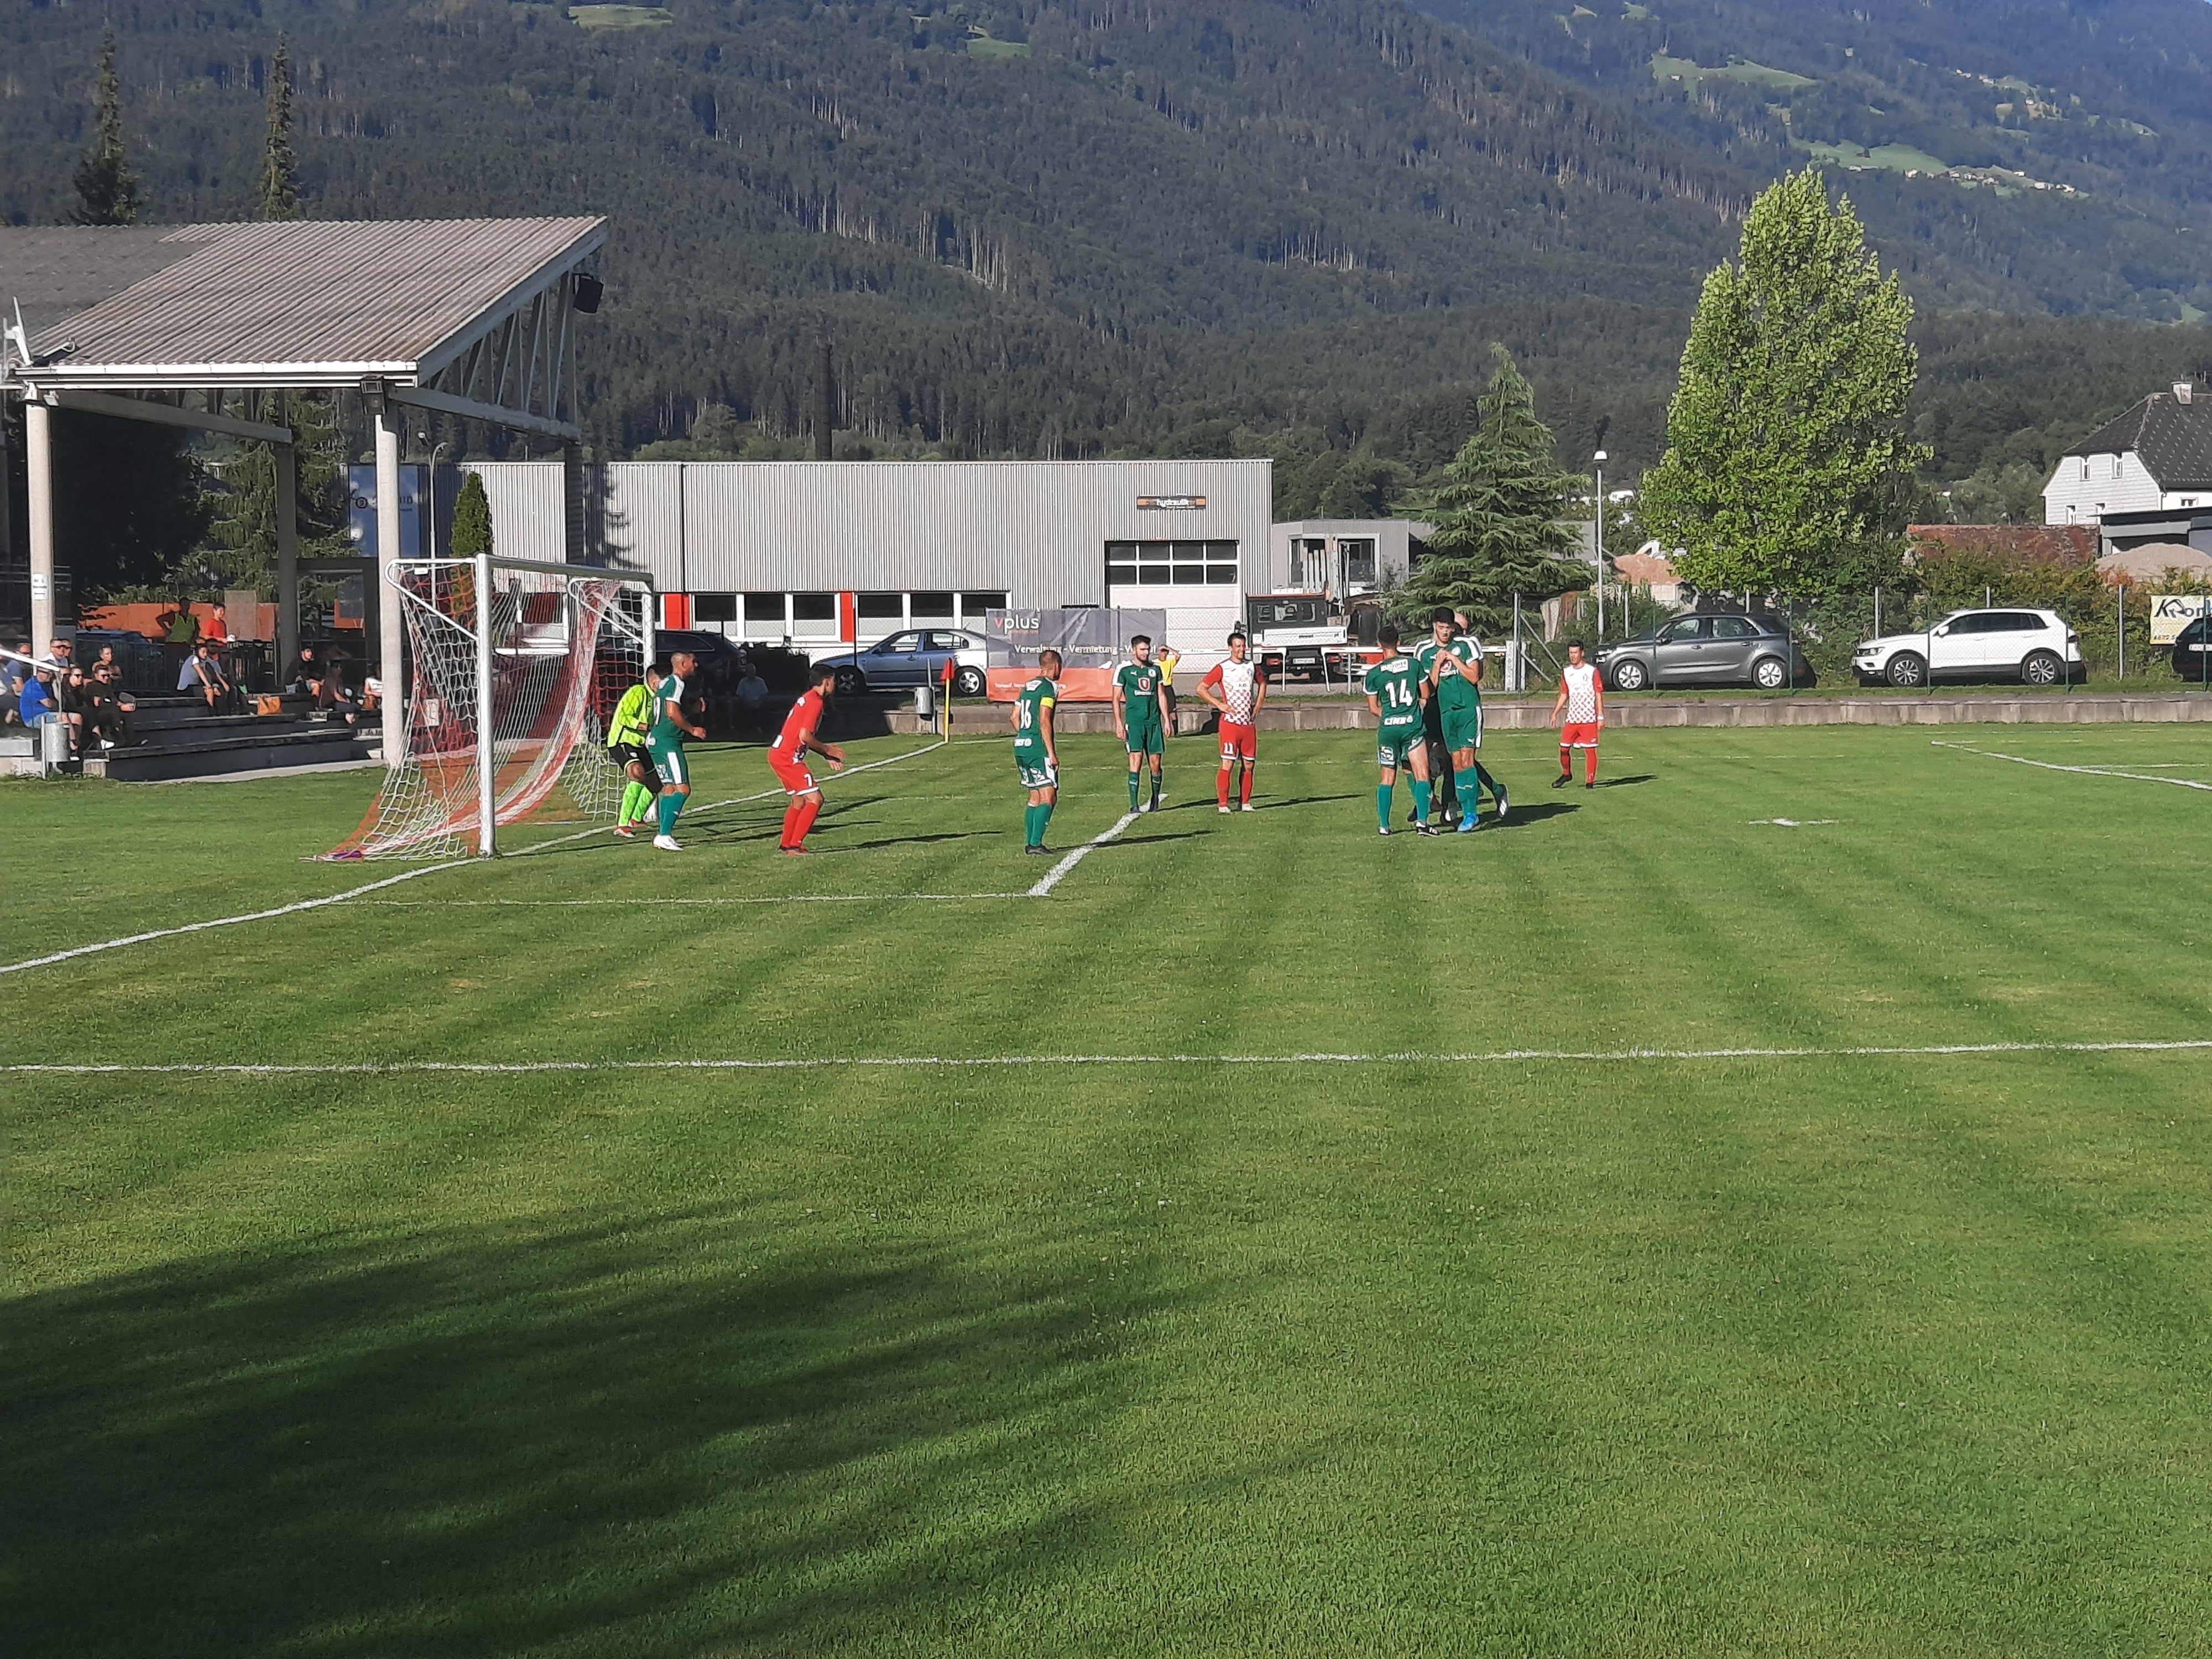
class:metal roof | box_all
[2065,389,2212,491]
[3,216,603,390]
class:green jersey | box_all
[1418,637,1483,714]
[607,681,654,748]
[1013,675,1058,757]
[1115,660,1164,728]
[648,672,690,748]
[1364,653,1425,731]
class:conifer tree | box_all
[448,472,494,558]
[71,25,142,227]
[1640,169,1928,599]
[1399,345,1589,637]
[206,397,353,592]
[260,38,300,222]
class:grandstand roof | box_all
[2,216,603,392]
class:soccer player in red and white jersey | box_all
[1198,630,1267,812]
[769,662,846,854]
[1551,639,1604,789]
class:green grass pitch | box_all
[6,723,2212,1656]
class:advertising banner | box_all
[2150,593,2211,646]
[983,607,1168,701]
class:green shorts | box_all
[1442,703,1484,753]
[1124,721,1165,757]
[1016,753,1057,790]
[1376,727,1422,770]
[648,737,688,787]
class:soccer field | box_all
[7,723,2212,1656]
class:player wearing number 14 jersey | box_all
[1198,631,1266,812]
[1363,623,1434,835]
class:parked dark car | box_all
[653,629,749,691]
[1595,613,1811,692]
[2173,616,2212,685]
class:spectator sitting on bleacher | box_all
[315,662,362,726]
[1,642,30,727]
[285,646,322,695]
[55,665,96,755]
[19,662,58,731]
[180,641,231,712]
[89,664,135,748]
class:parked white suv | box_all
[1853,608,2084,689]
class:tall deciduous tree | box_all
[1640,169,1928,598]
[260,38,300,222]
[448,472,494,558]
[70,25,141,227]
[1399,345,1590,636]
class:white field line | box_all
[359,893,1028,907]
[10,1037,2210,1077]
[0,860,472,976]
[1029,811,1139,896]
[2,741,961,976]
[1934,740,2212,791]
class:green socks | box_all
[1377,782,1395,829]
[1412,779,1433,825]
[619,781,646,825]
[656,790,682,837]
[1150,771,1161,810]
[1127,771,1140,812]
[1023,802,1057,848]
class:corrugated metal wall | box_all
[464,459,1273,606]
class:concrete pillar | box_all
[375,395,405,766]
[274,440,301,672]
[25,399,55,653]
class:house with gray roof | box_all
[2043,381,2212,526]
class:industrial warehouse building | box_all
[460,458,1274,668]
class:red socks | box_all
[781,799,821,848]
[1217,768,1232,808]
[1239,766,1254,806]
[1560,747,1598,782]
[1559,745,1572,776]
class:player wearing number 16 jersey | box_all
[1363,623,1434,835]
[1198,632,1266,812]
[1013,648,1063,854]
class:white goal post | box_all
[326,554,655,859]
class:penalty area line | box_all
[1934,740,2212,791]
[12,1037,2210,1077]
[0,859,473,976]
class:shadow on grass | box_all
[830,830,1001,852]
[3,1208,1193,1658]
[1484,802,1579,828]
[1594,774,1656,789]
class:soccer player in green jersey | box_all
[1013,648,1063,855]
[607,666,665,838]
[1113,634,1171,814]
[1413,608,1464,826]
[1363,623,1434,836]
[647,650,706,851]
[1427,609,1509,832]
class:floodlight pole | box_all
[1593,451,1608,642]
[475,549,498,857]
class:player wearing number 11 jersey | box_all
[1198,632,1266,812]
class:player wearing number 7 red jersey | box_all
[1198,631,1267,812]
[769,662,846,853]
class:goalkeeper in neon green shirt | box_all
[607,665,664,838]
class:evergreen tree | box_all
[260,38,300,223]
[1640,169,1929,599]
[1399,346,1590,637]
[206,395,353,594]
[70,25,141,227]
[448,472,494,558]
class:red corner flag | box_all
[941,656,957,686]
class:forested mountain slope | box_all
[1418,0,2212,319]
[1,0,2207,484]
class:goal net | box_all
[326,556,653,859]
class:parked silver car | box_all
[1595,613,1810,692]
[815,629,988,697]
